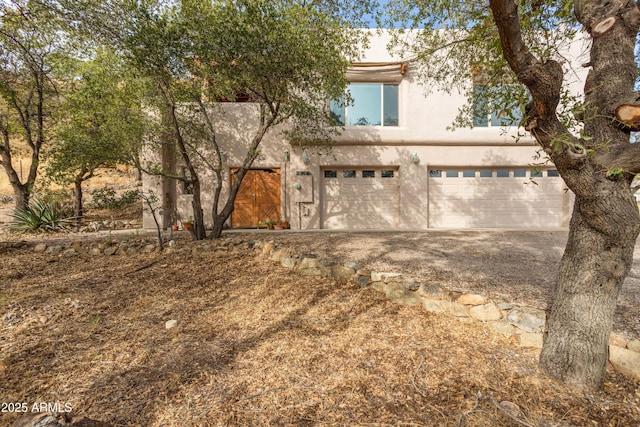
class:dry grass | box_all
[0,163,138,197]
[1,238,639,426]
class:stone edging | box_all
[253,240,640,383]
[15,235,640,382]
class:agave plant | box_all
[10,197,74,232]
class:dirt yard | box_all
[1,230,639,426]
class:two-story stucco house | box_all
[143,30,587,231]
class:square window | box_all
[429,169,442,178]
[343,170,356,178]
[513,169,526,178]
[547,169,560,177]
[362,170,375,178]
[330,83,399,127]
[479,170,492,178]
[497,169,509,178]
[324,170,337,178]
[463,169,475,178]
[473,83,525,128]
[531,169,543,178]
[446,170,459,178]
[381,170,395,178]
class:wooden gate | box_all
[231,168,281,228]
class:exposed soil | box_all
[1,232,639,426]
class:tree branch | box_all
[594,142,640,174]
[489,0,583,165]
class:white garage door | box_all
[322,167,400,229]
[428,168,570,228]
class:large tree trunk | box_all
[540,184,640,390]
[489,0,640,390]
[12,186,29,213]
[0,140,30,212]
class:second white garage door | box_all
[428,168,570,228]
[321,167,400,229]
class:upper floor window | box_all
[330,83,399,127]
[473,84,523,128]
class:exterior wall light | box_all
[411,152,420,164]
[285,150,290,162]
[301,149,310,165]
[294,183,302,190]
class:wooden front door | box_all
[231,169,281,228]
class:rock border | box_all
[253,239,640,382]
[16,235,640,382]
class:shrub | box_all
[90,188,141,211]
[118,190,142,208]
[90,187,118,210]
[11,197,74,232]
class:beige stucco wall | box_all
[142,30,588,231]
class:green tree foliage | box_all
[382,0,640,391]
[47,48,147,221]
[119,0,359,239]
[0,0,72,211]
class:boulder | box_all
[375,282,422,307]
[609,345,640,381]
[142,244,156,253]
[519,332,543,349]
[61,248,77,257]
[331,265,356,278]
[417,283,449,301]
[296,258,331,276]
[355,269,371,277]
[344,262,362,271]
[469,302,502,321]
[490,321,516,338]
[10,413,70,427]
[423,299,469,317]
[280,257,297,269]
[457,293,486,306]
[609,332,628,348]
[371,271,402,282]
[402,279,420,291]
[270,248,288,262]
[352,276,370,287]
[262,242,275,255]
[505,307,546,333]
[628,339,640,352]
[296,257,323,270]
[103,246,118,256]
[45,245,63,254]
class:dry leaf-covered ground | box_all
[1,234,639,427]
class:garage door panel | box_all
[322,168,399,229]
[429,168,568,228]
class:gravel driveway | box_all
[238,229,640,338]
